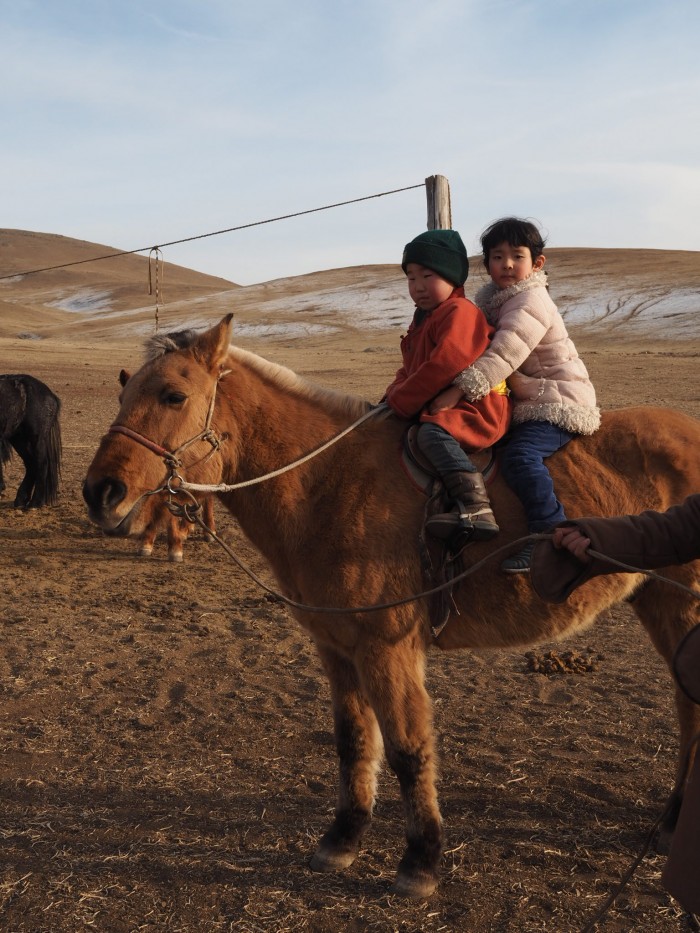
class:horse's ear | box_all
[192,314,233,371]
[118,369,131,387]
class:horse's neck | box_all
[218,372,357,581]
[229,374,343,472]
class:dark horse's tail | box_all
[42,409,62,505]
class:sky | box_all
[2,0,700,286]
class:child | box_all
[430,217,600,572]
[383,229,511,548]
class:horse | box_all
[82,315,700,898]
[135,491,216,561]
[0,374,62,509]
[118,367,216,561]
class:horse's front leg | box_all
[359,634,442,898]
[311,644,383,873]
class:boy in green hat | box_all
[383,229,511,548]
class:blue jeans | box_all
[415,423,476,477]
[498,421,573,532]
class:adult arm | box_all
[530,495,700,603]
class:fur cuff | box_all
[453,366,491,401]
[512,403,602,435]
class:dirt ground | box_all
[1,253,700,931]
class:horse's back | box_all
[552,406,700,520]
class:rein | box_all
[176,496,700,614]
[111,369,700,612]
[110,367,386,496]
[178,403,388,494]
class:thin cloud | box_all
[1,0,699,284]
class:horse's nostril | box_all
[83,477,127,512]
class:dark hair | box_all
[480,217,546,268]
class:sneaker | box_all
[501,541,535,574]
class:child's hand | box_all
[552,526,592,563]
[428,385,463,414]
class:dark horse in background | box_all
[0,374,62,508]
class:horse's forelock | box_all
[143,329,200,362]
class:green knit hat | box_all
[401,229,469,286]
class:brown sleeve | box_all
[531,495,700,603]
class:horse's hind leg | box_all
[10,437,36,508]
[630,570,700,842]
[311,644,383,873]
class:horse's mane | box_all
[226,346,372,420]
[142,328,372,420]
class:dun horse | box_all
[134,493,216,561]
[83,315,700,898]
[0,373,62,509]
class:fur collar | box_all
[474,269,549,313]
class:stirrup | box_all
[425,509,472,541]
[454,498,499,541]
[426,505,499,544]
[501,541,535,573]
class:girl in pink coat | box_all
[432,217,600,572]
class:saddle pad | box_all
[401,424,497,495]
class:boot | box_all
[426,471,499,544]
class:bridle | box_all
[108,371,227,498]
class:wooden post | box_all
[425,175,452,230]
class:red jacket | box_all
[385,289,511,452]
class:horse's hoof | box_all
[168,552,184,563]
[310,844,358,873]
[139,547,154,558]
[390,871,439,899]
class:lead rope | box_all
[580,732,700,933]
[174,499,700,614]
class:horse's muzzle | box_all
[82,476,129,530]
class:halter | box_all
[108,372,227,492]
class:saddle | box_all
[400,425,498,638]
[401,424,497,495]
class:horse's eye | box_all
[164,391,187,406]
